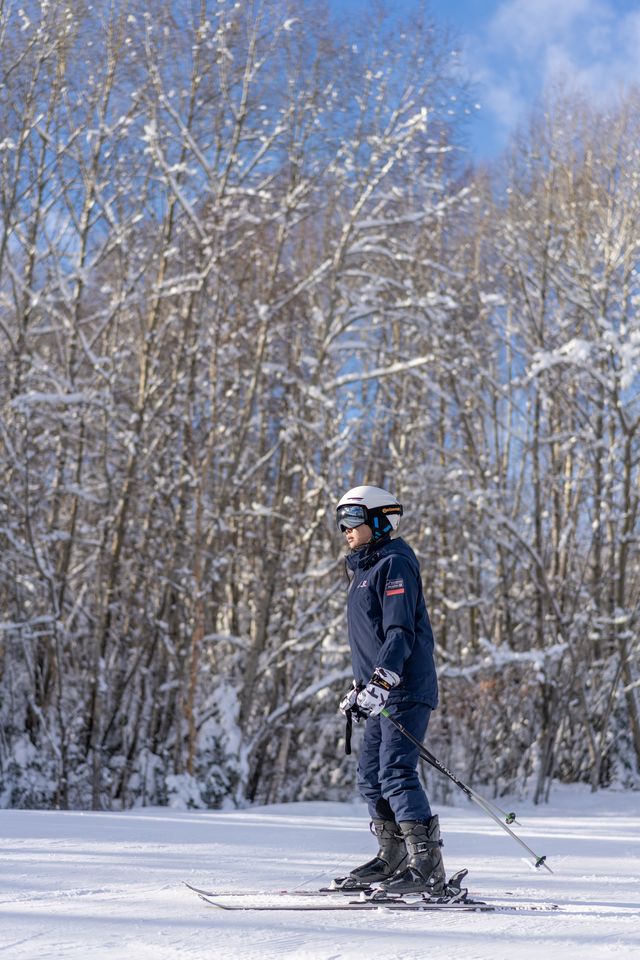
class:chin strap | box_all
[358,534,392,571]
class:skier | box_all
[336,484,445,895]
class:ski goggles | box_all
[336,504,367,531]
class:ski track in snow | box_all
[1,786,639,959]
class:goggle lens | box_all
[336,504,367,531]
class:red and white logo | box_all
[385,577,404,597]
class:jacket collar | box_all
[345,533,393,572]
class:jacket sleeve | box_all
[373,555,418,676]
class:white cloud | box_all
[489,0,600,57]
[477,71,528,129]
[462,0,640,149]
[543,6,640,95]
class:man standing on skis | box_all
[336,484,445,895]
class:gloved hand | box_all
[356,667,400,716]
[339,680,362,716]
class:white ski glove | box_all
[339,681,362,716]
[356,667,400,716]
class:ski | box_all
[187,888,559,913]
[183,881,365,899]
[182,870,468,899]
[184,867,467,900]
[184,883,560,914]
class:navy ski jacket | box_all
[345,536,438,708]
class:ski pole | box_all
[380,707,553,874]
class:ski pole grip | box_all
[345,712,353,755]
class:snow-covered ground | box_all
[1,786,639,960]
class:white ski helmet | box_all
[336,485,403,539]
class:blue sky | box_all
[331,0,640,160]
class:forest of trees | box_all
[1,0,639,812]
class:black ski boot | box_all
[348,819,408,885]
[378,815,446,896]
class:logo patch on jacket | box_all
[385,577,405,596]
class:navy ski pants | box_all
[357,701,432,823]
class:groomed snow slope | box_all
[1,786,639,960]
